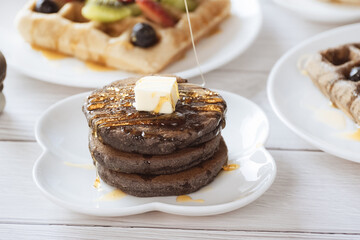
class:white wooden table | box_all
[1,1,360,239]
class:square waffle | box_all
[15,0,231,74]
[304,43,360,125]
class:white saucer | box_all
[34,90,276,217]
[268,23,360,163]
[273,0,360,24]
[9,0,261,88]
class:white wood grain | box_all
[1,142,360,233]
[1,224,359,240]
[0,0,360,239]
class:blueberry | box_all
[131,23,158,48]
[35,0,59,14]
[349,66,360,82]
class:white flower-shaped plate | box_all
[8,0,261,88]
[34,90,276,216]
[273,0,360,24]
[268,23,360,163]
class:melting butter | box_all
[176,195,204,203]
[32,44,68,60]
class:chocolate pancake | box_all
[96,138,228,197]
[90,133,221,175]
[83,76,227,155]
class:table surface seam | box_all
[0,222,359,236]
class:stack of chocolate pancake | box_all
[83,76,228,197]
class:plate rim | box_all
[33,89,276,217]
[273,0,360,23]
[9,0,262,89]
[267,22,360,163]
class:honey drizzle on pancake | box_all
[184,0,205,87]
[85,84,226,139]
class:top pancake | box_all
[83,76,227,155]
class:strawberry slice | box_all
[136,0,175,27]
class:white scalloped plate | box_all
[8,0,261,88]
[33,90,276,216]
[273,0,360,24]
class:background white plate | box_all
[273,0,360,24]
[268,23,360,163]
[6,0,261,88]
[34,90,276,217]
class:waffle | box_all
[15,0,231,74]
[304,43,360,125]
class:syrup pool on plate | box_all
[31,45,114,72]
[176,195,204,203]
[31,45,68,60]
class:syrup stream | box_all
[184,0,206,87]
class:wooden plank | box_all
[0,142,359,233]
[1,224,359,240]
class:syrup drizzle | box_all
[97,189,127,201]
[343,128,360,141]
[85,61,115,72]
[63,161,95,170]
[184,0,205,87]
[176,195,204,203]
[223,164,240,171]
[85,83,226,137]
[31,44,68,60]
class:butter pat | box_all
[134,76,179,114]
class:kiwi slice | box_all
[82,0,133,23]
[160,0,198,12]
[126,3,142,16]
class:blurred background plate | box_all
[273,0,360,23]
